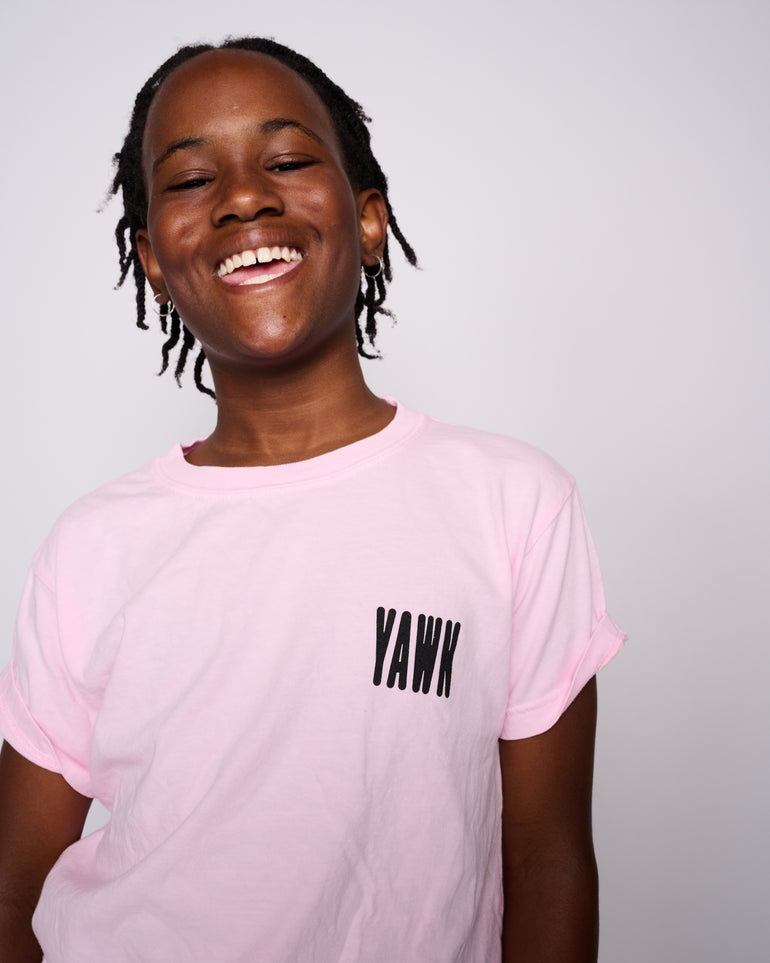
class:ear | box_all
[135,228,168,300]
[357,189,388,270]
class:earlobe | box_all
[358,189,388,269]
[135,228,167,299]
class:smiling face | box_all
[136,49,386,378]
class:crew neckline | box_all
[154,399,425,493]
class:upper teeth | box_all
[218,246,302,277]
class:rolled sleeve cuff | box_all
[0,661,64,773]
[500,612,627,740]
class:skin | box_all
[500,678,599,962]
[0,49,600,961]
[136,49,394,467]
[0,743,91,962]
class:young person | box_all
[0,38,626,962]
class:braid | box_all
[194,348,216,399]
[159,308,181,375]
[174,324,197,387]
[110,37,418,396]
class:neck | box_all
[186,351,393,467]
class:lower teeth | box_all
[242,273,280,286]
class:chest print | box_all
[373,606,461,698]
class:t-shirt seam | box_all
[503,611,624,727]
[521,479,576,560]
[0,663,60,770]
[150,415,427,497]
[26,545,92,763]
[32,561,56,594]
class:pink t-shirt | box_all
[0,401,625,962]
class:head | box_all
[111,37,417,397]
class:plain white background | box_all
[1,1,768,959]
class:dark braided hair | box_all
[111,37,418,398]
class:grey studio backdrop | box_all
[1,1,768,960]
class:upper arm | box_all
[0,741,91,913]
[499,676,598,874]
[499,682,600,963]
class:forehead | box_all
[143,49,341,169]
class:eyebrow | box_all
[258,117,325,145]
[151,118,325,174]
[152,137,207,174]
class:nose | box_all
[211,167,283,225]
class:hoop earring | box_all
[363,255,383,279]
[152,292,175,316]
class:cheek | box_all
[147,211,204,291]
[307,176,361,250]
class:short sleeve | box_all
[0,547,94,796]
[500,483,626,739]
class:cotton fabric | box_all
[0,401,625,962]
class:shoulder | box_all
[410,407,574,503]
[391,405,578,552]
[423,413,570,478]
[61,449,176,524]
[31,447,181,582]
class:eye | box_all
[269,159,316,173]
[166,176,212,192]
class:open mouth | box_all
[217,246,303,286]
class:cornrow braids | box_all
[110,37,418,397]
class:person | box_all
[0,37,626,963]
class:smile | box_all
[217,246,303,286]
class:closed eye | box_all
[166,177,212,191]
[271,160,316,173]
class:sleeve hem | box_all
[499,612,627,740]
[0,663,64,774]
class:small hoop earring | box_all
[152,292,175,316]
[363,255,383,279]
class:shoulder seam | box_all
[522,478,577,559]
